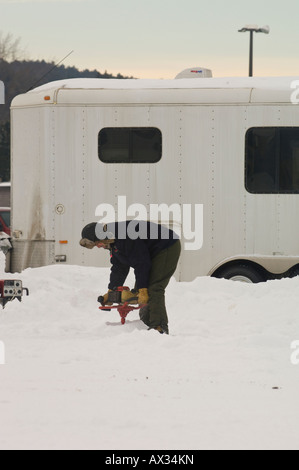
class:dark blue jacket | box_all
[107,221,179,290]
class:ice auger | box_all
[98,286,141,325]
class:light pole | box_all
[238,25,270,77]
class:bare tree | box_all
[0,32,25,62]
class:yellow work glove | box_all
[121,289,139,305]
[101,289,113,306]
[138,288,149,305]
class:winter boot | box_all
[148,325,169,335]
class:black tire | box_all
[215,264,266,283]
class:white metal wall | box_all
[244,104,299,258]
[11,98,299,279]
[51,103,250,281]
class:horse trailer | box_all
[9,73,299,282]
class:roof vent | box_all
[175,67,213,79]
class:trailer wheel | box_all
[215,264,266,283]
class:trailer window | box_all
[98,127,162,163]
[245,127,299,193]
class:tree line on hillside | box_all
[0,59,133,123]
[0,33,134,181]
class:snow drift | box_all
[0,257,299,450]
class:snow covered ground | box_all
[1,255,299,450]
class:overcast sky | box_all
[1,0,299,79]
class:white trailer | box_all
[9,74,299,282]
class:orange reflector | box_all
[59,240,68,244]
[44,96,51,101]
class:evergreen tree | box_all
[0,58,134,181]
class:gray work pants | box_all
[139,240,181,330]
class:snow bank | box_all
[0,258,299,450]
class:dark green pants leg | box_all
[147,240,181,330]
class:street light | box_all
[238,24,270,77]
